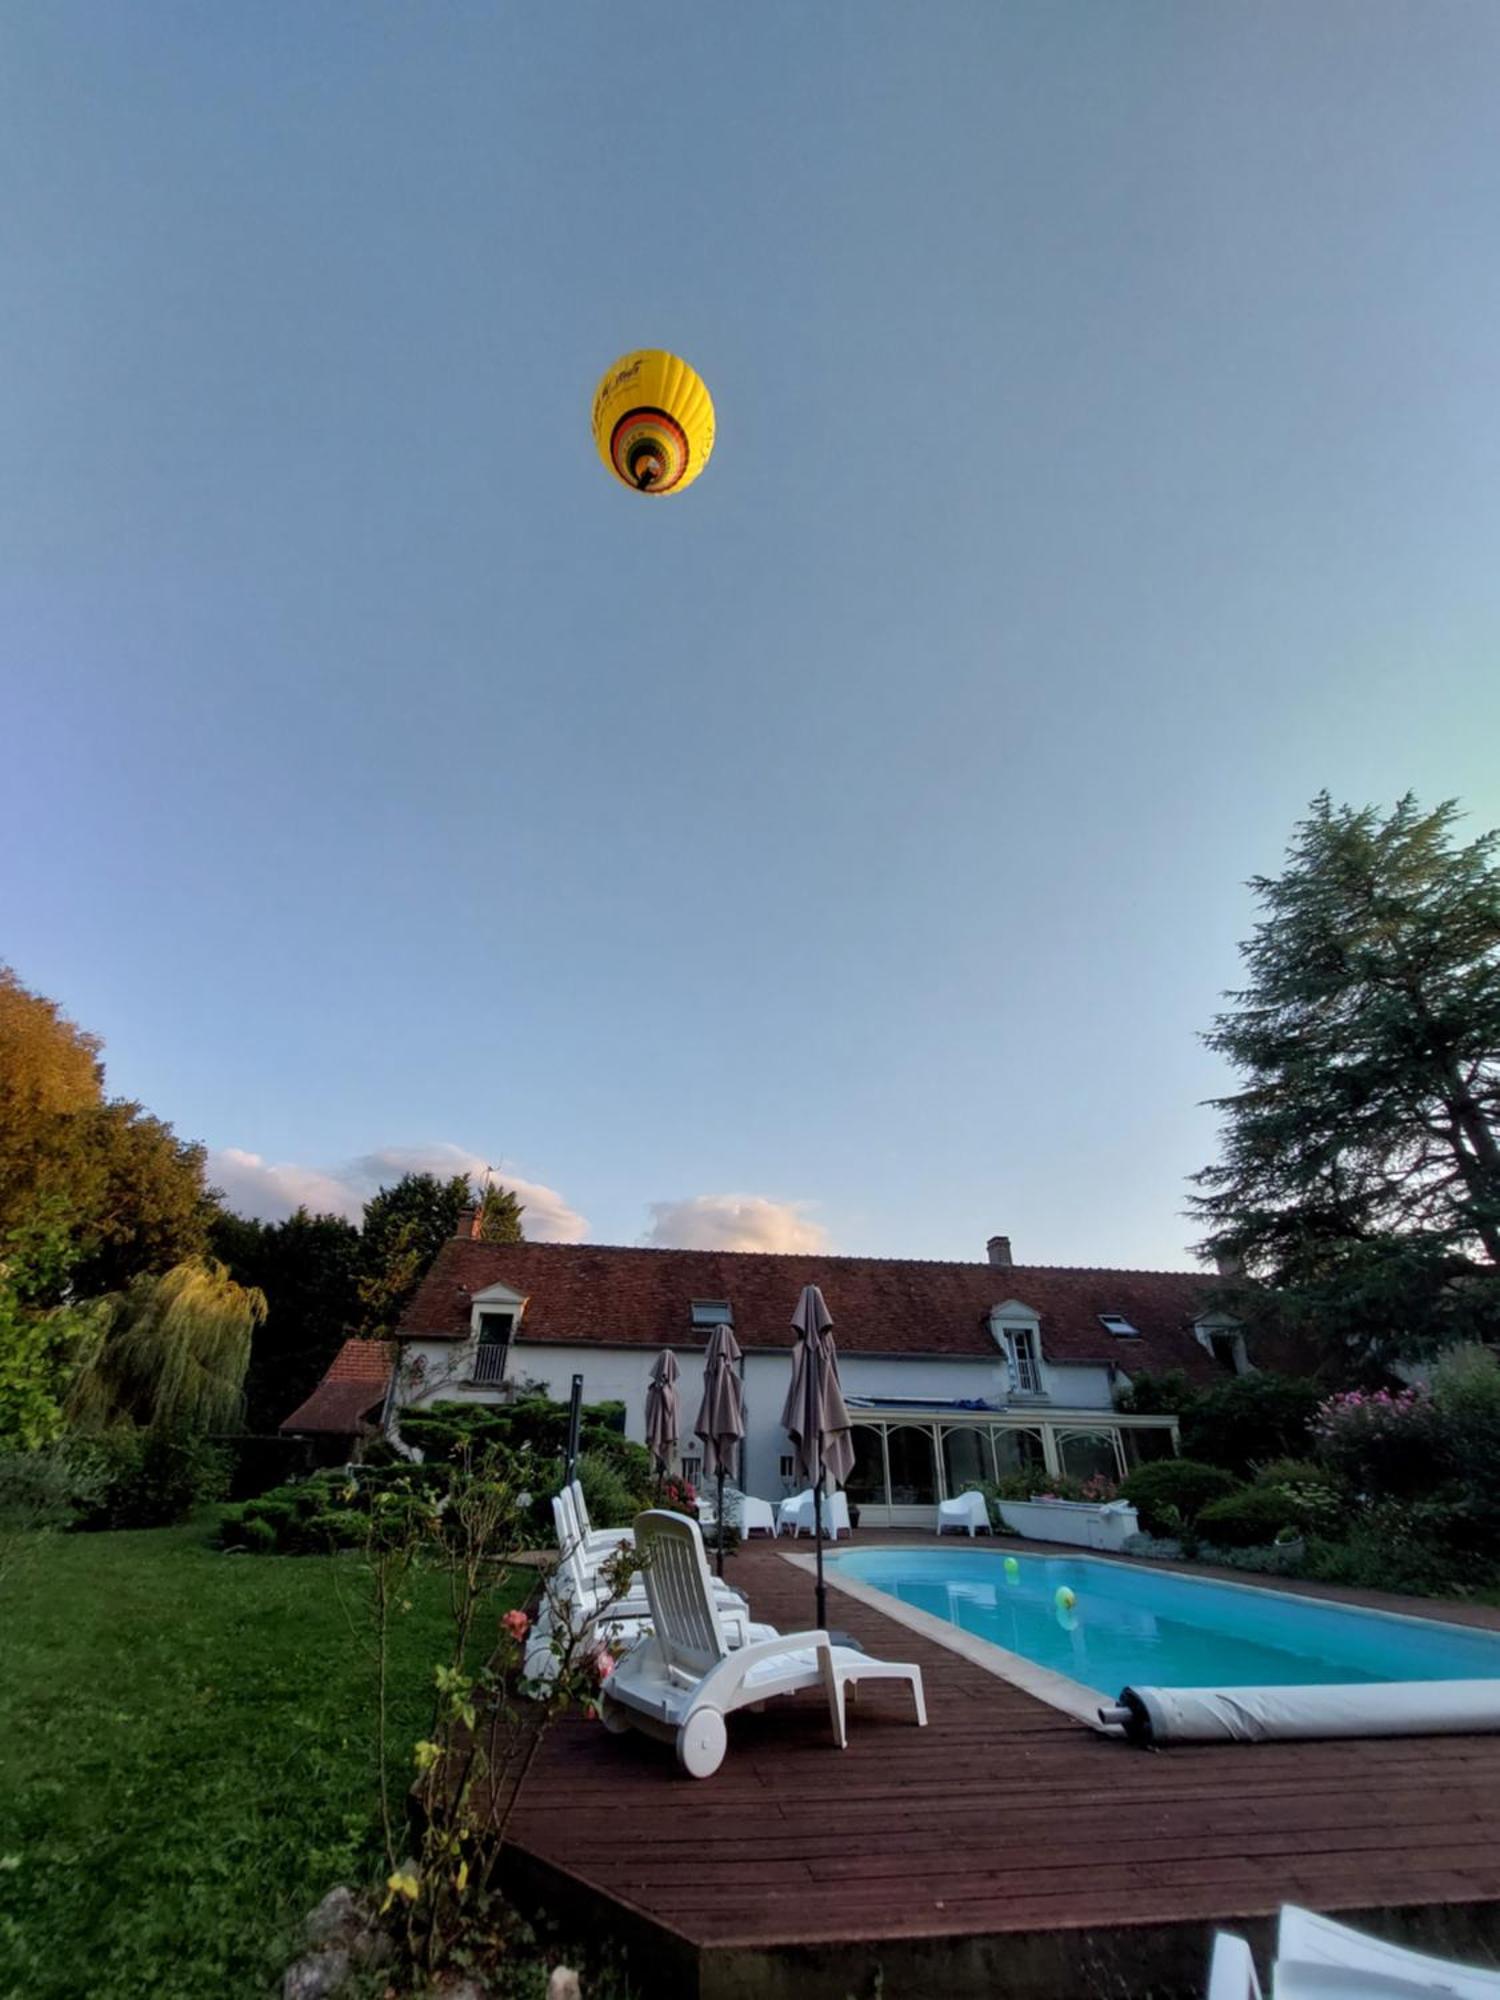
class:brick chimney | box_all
[986,1235,1013,1269]
[1214,1248,1244,1280]
[454,1206,483,1241]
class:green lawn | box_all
[0,1520,517,2000]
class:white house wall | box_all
[394,1338,1121,1499]
[398,1340,662,1430]
[1045,1362,1116,1407]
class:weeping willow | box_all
[67,1256,266,1434]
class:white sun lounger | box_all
[1207,1904,1500,2000]
[550,1497,748,1622]
[554,1487,641,1586]
[601,1509,925,1777]
[544,1513,766,1666]
[527,1579,773,1676]
[564,1479,635,1555]
[1207,1933,1263,2000]
[935,1490,991,1537]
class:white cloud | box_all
[209,1149,363,1223]
[208,1142,588,1242]
[643,1194,829,1254]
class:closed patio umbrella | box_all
[694,1323,745,1578]
[645,1349,680,1485]
[781,1284,853,1630]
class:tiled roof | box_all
[279,1338,397,1436]
[398,1241,1223,1379]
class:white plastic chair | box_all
[602,1510,925,1778]
[738,1495,778,1538]
[935,1490,992,1537]
[777,1489,852,1539]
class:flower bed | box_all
[995,1496,1141,1551]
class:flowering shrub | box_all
[583,1642,620,1722]
[1078,1473,1119,1503]
[658,1474,697,1513]
[1314,1386,1436,1497]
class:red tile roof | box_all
[398,1241,1223,1378]
[279,1338,397,1436]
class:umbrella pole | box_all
[715,1463,726,1578]
[563,1372,585,1487]
[814,1443,827,1630]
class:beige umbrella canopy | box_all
[645,1349,680,1475]
[694,1322,745,1577]
[781,1283,852,1628]
[781,1284,854,1489]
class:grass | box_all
[0,1518,523,2000]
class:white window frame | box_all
[989,1300,1047,1400]
[1098,1313,1140,1339]
[1193,1312,1251,1377]
[1006,1328,1043,1395]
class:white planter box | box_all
[997,1498,1140,1552]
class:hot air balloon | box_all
[591,349,715,496]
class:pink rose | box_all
[501,1609,530,1642]
[591,1647,616,1683]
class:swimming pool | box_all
[824,1545,1500,1742]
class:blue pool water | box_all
[829,1546,1500,1694]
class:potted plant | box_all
[1272,1523,1305,1566]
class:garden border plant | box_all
[327,1437,646,1989]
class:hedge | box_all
[1120,1459,1240,1535]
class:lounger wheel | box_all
[598,1694,631,1734]
[676,1707,727,1778]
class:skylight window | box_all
[1098,1313,1140,1338]
[690,1300,732,1331]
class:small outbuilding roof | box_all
[279,1338,396,1436]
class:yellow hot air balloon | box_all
[592,349,715,496]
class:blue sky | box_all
[3,2,1499,1266]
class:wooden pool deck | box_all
[495,1535,1500,2000]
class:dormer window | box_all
[987,1300,1045,1399]
[472,1311,512,1385]
[1193,1311,1250,1377]
[690,1300,732,1333]
[466,1279,527,1389]
[1098,1313,1139,1338]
